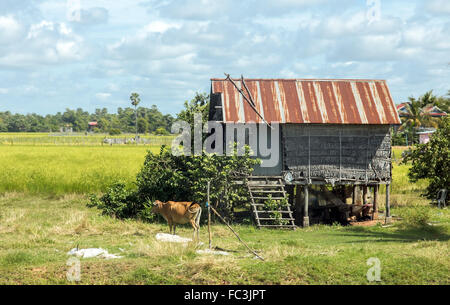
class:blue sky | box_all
[0,0,449,115]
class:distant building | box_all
[88,122,98,132]
[396,102,448,118]
[416,128,436,144]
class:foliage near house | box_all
[402,117,449,199]
[89,145,260,221]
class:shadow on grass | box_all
[334,224,449,243]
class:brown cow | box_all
[152,200,202,241]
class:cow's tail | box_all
[195,206,202,229]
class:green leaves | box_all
[402,117,450,199]
[263,194,290,225]
[135,145,260,221]
[88,182,137,219]
[130,92,141,108]
[89,143,261,222]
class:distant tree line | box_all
[0,106,175,135]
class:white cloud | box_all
[0,20,86,67]
[95,93,111,100]
[425,0,450,15]
[144,20,181,33]
[78,7,109,25]
[0,15,23,44]
[1,0,449,116]
[0,88,8,94]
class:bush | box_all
[88,183,138,219]
[398,206,432,228]
[136,145,259,221]
[89,145,260,222]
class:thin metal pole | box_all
[207,181,212,249]
[210,206,264,261]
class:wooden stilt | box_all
[373,185,378,220]
[303,185,309,227]
[363,186,368,205]
[352,185,356,205]
[385,184,392,224]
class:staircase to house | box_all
[247,176,296,229]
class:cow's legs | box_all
[173,224,177,235]
[168,220,173,234]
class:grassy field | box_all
[0,193,448,285]
[0,137,448,284]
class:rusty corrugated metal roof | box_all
[211,78,401,125]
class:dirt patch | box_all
[349,218,393,227]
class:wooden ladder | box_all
[247,176,296,229]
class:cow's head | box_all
[151,200,163,213]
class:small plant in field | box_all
[263,194,289,225]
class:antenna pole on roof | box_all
[240,75,256,107]
[224,73,273,129]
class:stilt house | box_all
[209,78,401,228]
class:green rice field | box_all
[0,134,428,202]
[0,133,173,194]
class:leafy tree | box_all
[176,92,210,147]
[177,92,209,125]
[399,90,444,144]
[137,117,149,134]
[402,117,450,200]
[0,105,173,134]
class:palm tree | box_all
[399,91,443,144]
[399,96,424,132]
[417,90,437,108]
[130,93,140,141]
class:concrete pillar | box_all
[385,184,392,224]
[303,184,310,227]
